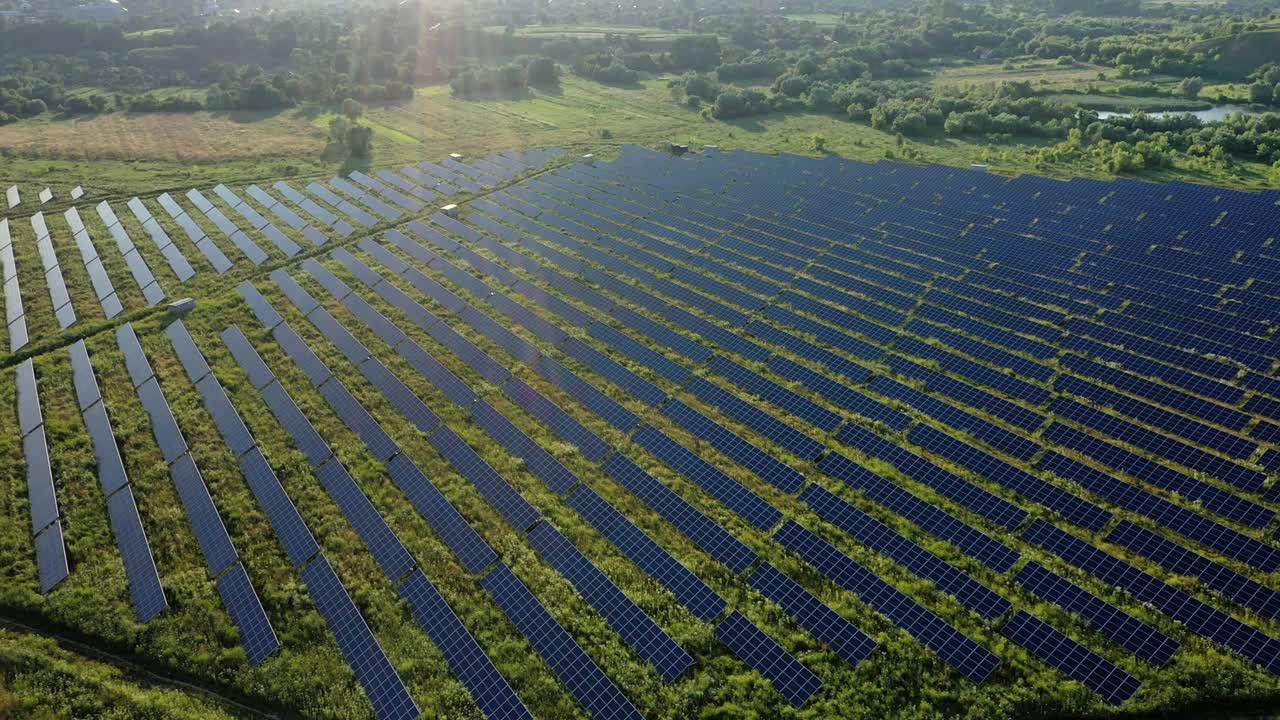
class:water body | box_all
[1097,104,1265,122]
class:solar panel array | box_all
[94,201,166,305]
[17,145,1280,715]
[68,339,168,623]
[1,219,29,350]
[31,212,78,328]
[118,322,280,664]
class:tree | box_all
[1249,81,1273,105]
[328,116,350,145]
[1178,76,1204,99]
[342,98,364,121]
[525,57,558,87]
[669,36,721,71]
[892,111,928,136]
[346,125,373,157]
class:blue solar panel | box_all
[1042,419,1269,527]
[908,424,1111,532]
[238,448,320,566]
[23,427,57,535]
[632,425,781,532]
[1050,397,1265,493]
[106,486,168,623]
[767,356,908,430]
[397,570,532,720]
[502,376,609,461]
[300,556,420,720]
[536,356,638,432]
[586,323,690,385]
[68,340,101,410]
[566,485,726,621]
[774,521,999,683]
[716,611,822,707]
[708,356,841,432]
[560,337,666,407]
[317,380,397,460]
[527,523,693,683]
[360,358,440,435]
[429,427,540,531]
[871,375,1039,461]
[1107,521,1280,620]
[1036,447,1279,572]
[1023,519,1280,675]
[819,452,1020,572]
[602,452,757,574]
[684,376,823,460]
[170,454,238,575]
[1001,611,1140,705]
[660,398,806,493]
[34,521,69,594]
[385,454,496,573]
[216,562,281,666]
[747,562,876,668]
[314,457,415,579]
[1013,561,1177,666]
[799,484,1011,619]
[480,565,642,720]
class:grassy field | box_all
[0,74,1275,205]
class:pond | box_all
[1096,104,1266,122]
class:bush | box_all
[525,57,559,87]
[891,111,928,136]
[684,73,720,102]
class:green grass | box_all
[482,24,692,41]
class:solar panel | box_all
[83,402,128,496]
[586,323,690,385]
[566,485,726,621]
[429,426,540,531]
[315,458,415,580]
[774,521,999,683]
[503,376,609,461]
[1001,611,1140,705]
[535,356,637,432]
[632,425,781,532]
[746,563,877,668]
[602,452,758,574]
[1036,448,1279,572]
[273,324,333,387]
[716,611,822,707]
[215,562,281,666]
[708,356,842,432]
[34,521,69,593]
[1013,561,1177,666]
[360,358,440,434]
[528,523,694,683]
[137,378,188,464]
[170,453,238,575]
[318,379,398,461]
[386,454,497,574]
[16,359,42,436]
[799,484,1011,619]
[480,565,642,720]
[396,570,532,720]
[238,448,320,566]
[834,422,1028,530]
[1023,519,1280,675]
[221,326,276,389]
[260,381,332,468]
[24,427,58,535]
[300,556,421,720]
[819,452,1020,572]
[660,398,806,493]
[908,424,1110,532]
[684,376,824,460]
[1107,521,1280,620]
[106,486,169,623]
